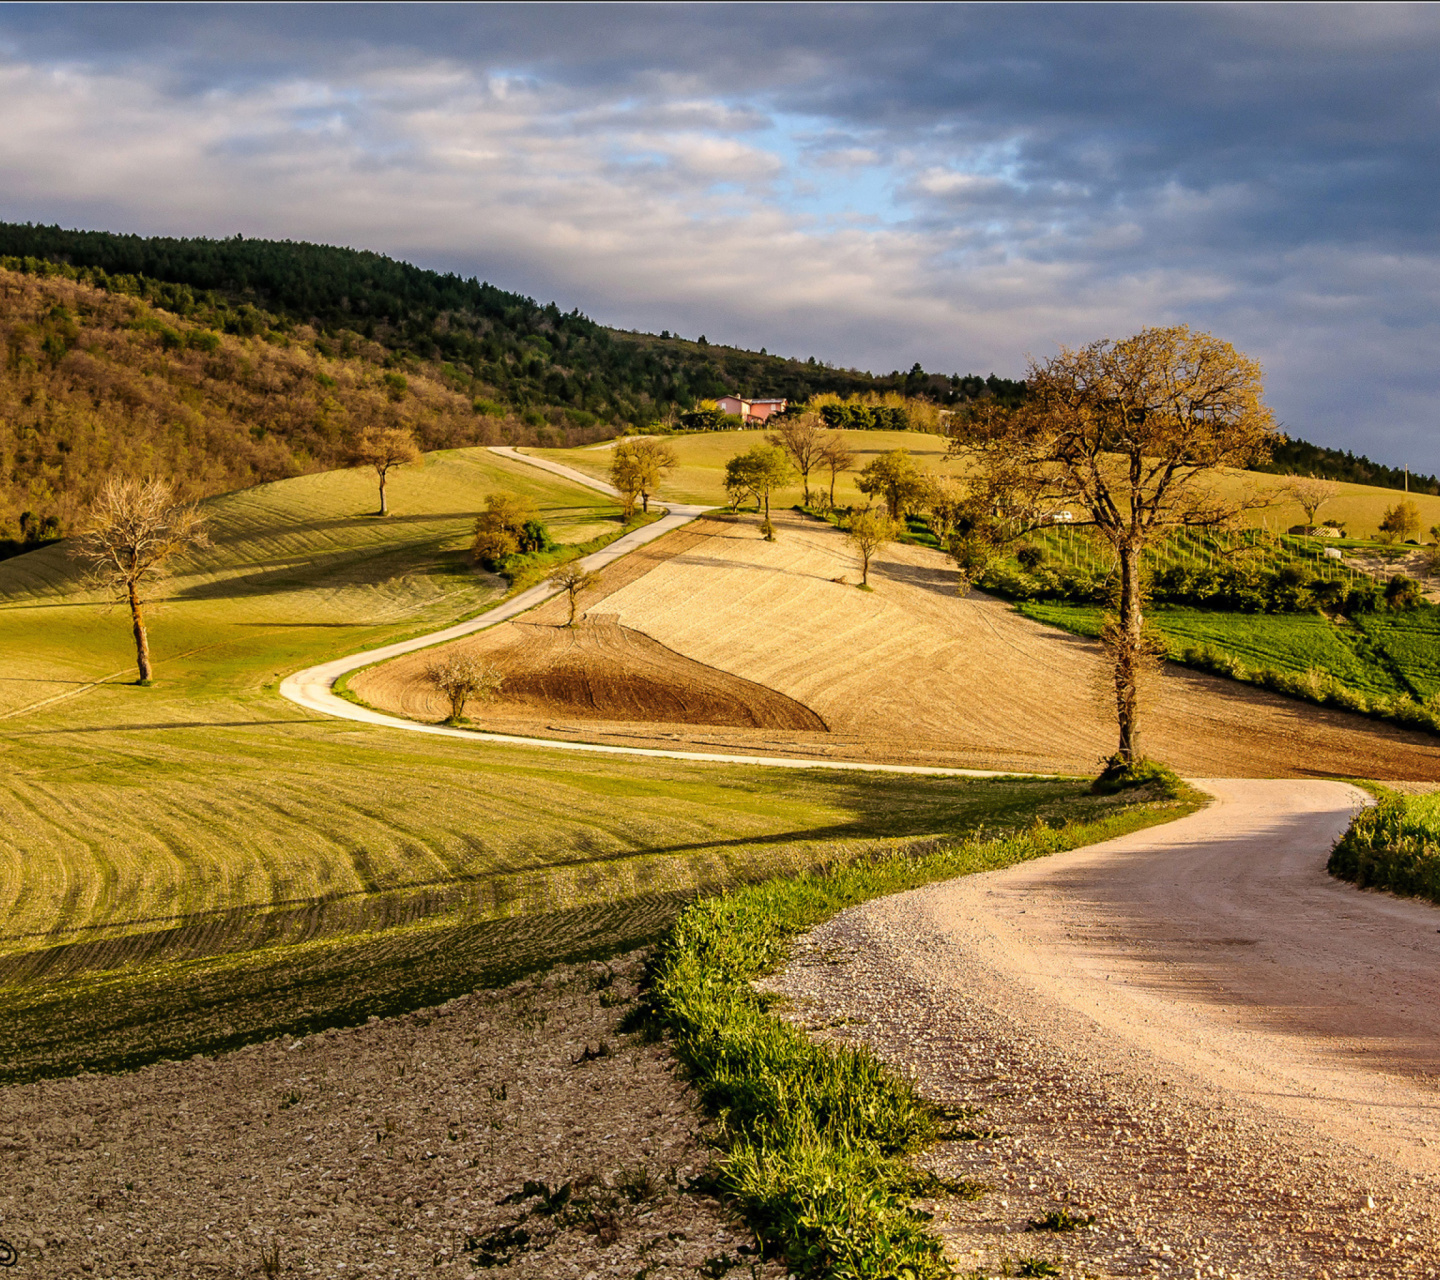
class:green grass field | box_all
[531,429,951,508]
[1018,601,1440,702]
[0,446,1168,1083]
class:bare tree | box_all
[425,653,503,722]
[548,561,601,625]
[73,476,210,683]
[816,432,858,508]
[953,325,1276,764]
[355,426,421,515]
[766,413,824,506]
[845,507,899,587]
[610,438,678,515]
[1287,475,1342,527]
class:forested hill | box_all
[0,223,1024,423]
[0,265,599,545]
[1254,437,1439,497]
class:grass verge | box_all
[1328,787,1440,903]
[643,782,1202,1278]
[1018,601,1440,738]
[502,508,663,592]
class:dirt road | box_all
[768,779,1440,1275]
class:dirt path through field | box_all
[767,779,1440,1276]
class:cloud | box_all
[2,5,1440,466]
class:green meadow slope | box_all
[0,447,1160,1082]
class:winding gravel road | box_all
[279,447,1016,777]
[770,778,1440,1276]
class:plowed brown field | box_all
[353,510,1440,779]
[356,614,826,730]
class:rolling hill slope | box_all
[0,446,1130,1081]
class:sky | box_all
[1,3,1438,468]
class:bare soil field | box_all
[359,510,1440,779]
[0,953,778,1280]
[355,615,824,730]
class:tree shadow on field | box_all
[171,541,482,601]
[6,718,329,735]
[873,560,958,596]
[207,511,479,545]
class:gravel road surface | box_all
[767,780,1440,1277]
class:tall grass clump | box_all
[1329,792,1440,903]
[646,794,1199,1278]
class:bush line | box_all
[1329,791,1440,903]
[643,794,1200,1278]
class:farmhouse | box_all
[716,394,788,425]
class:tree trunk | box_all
[829,470,837,507]
[378,469,389,516]
[128,581,152,682]
[801,470,810,507]
[1114,541,1144,761]
[641,490,649,514]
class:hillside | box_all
[0,266,621,542]
[0,447,1092,1080]
[355,508,1440,780]
[0,222,1026,423]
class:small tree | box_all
[355,427,421,515]
[857,448,929,521]
[611,438,678,515]
[949,532,996,596]
[1378,499,1421,545]
[1287,475,1341,527]
[845,507,899,587]
[73,476,210,683]
[724,444,793,540]
[816,431,858,508]
[549,560,601,625]
[921,472,967,543]
[425,653,503,722]
[766,413,824,506]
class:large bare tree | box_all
[74,476,210,683]
[1287,475,1342,527]
[766,413,824,506]
[953,326,1276,764]
[355,426,421,515]
[425,653,503,722]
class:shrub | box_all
[1329,794,1440,903]
[1091,755,1184,798]
[1384,574,1424,610]
[1014,543,1046,571]
[472,493,546,571]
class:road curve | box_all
[279,447,1023,777]
[795,777,1440,1177]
